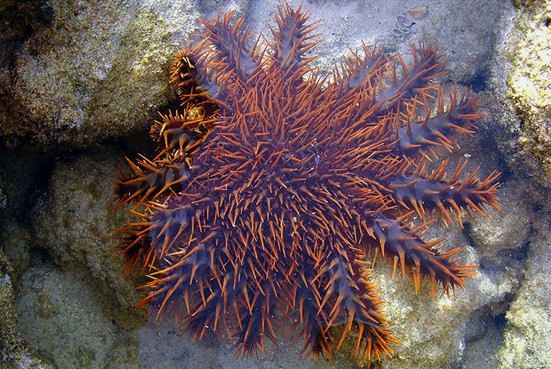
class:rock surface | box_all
[29,152,142,314]
[0,0,548,368]
[494,0,551,189]
[488,2,551,368]
[496,216,551,369]
[15,260,140,369]
[0,252,53,369]
[1,0,201,147]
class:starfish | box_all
[113,2,499,364]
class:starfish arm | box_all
[183,266,279,358]
[138,242,216,321]
[169,50,221,111]
[112,211,158,274]
[231,280,279,357]
[314,246,397,363]
[321,44,449,149]
[390,159,500,225]
[332,43,389,93]
[114,196,196,273]
[114,155,191,209]
[269,2,320,81]
[149,110,216,158]
[114,186,208,275]
[291,275,336,362]
[143,238,280,356]
[321,52,389,139]
[369,215,477,296]
[200,11,262,86]
[395,86,480,155]
[377,43,447,114]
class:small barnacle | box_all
[392,14,415,40]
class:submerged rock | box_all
[15,260,141,369]
[0,0,203,147]
[496,215,551,369]
[29,152,142,314]
[0,0,543,368]
[499,1,551,189]
[0,252,53,369]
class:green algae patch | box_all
[1,1,200,147]
[506,1,551,182]
[83,8,180,143]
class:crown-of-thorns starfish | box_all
[113,2,500,364]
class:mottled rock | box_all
[486,5,551,366]
[496,217,551,369]
[0,252,53,369]
[497,1,551,188]
[30,151,141,315]
[467,180,532,266]
[1,221,32,282]
[372,232,515,369]
[15,260,139,369]
[137,317,354,369]
[0,0,250,147]
[250,0,503,83]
